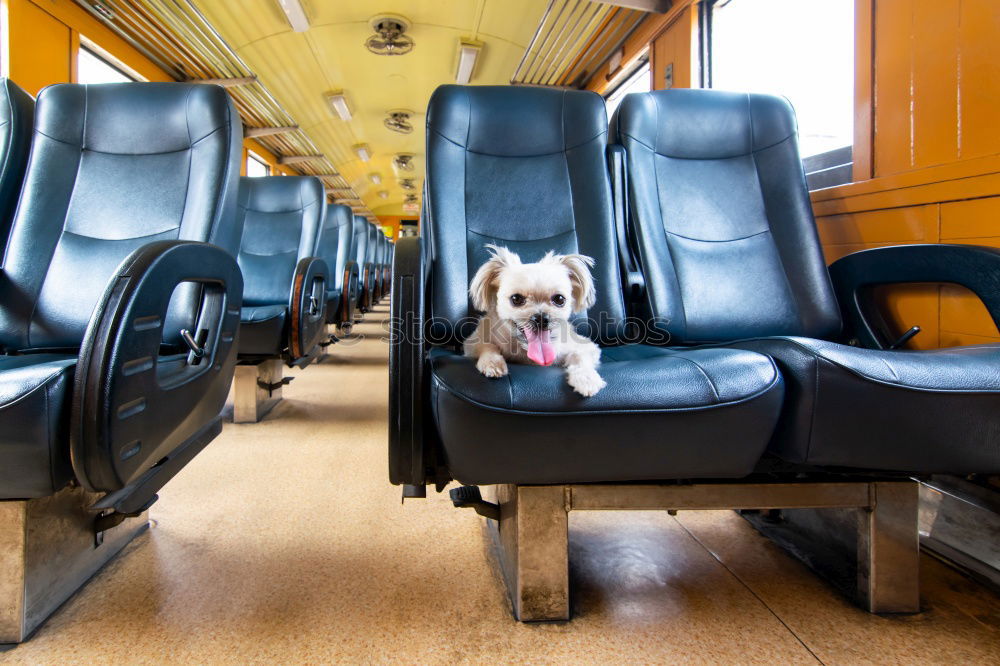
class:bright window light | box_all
[711,0,854,158]
[77,48,132,84]
[604,61,651,121]
[246,151,270,178]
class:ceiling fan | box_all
[365,16,414,56]
[399,178,417,190]
[384,110,414,134]
[393,153,416,172]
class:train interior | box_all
[0,0,999,662]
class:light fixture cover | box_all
[325,91,352,121]
[354,144,371,162]
[378,190,389,199]
[455,40,482,85]
[369,172,382,184]
[277,0,310,32]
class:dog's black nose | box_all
[529,312,550,330]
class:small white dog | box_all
[465,244,607,397]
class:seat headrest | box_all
[616,89,798,160]
[240,175,325,214]
[37,82,236,155]
[428,85,606,157]
[326,203,352,230]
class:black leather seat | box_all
[236,176,329,363]
[317,203,358,330]
[0,82,243,511]
[389,85,785,487]
[373,230,386,303]
[0,78,33,239]
[365,222,380,308]
[615,89,1000,475]
[351,214,371,314]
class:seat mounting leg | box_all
[233,359,285,423]
[486,484,569,621]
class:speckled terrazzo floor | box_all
[3,306,1000,664]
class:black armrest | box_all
[389,237,429,487]
[288,256,328,364]
[607,144,645,305]
[71,240,243,514]
[829,243,1000,349]
[337,259,360,328]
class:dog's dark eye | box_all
[510,294,526,307]
[551,294,566,307]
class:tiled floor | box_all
[3,307,999,664]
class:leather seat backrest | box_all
[615,89,842,343]
[0,82,242,352]
[317,203,353,291]
[236,175,325,307]
[366,222,378,267]
[352,215,369,267]
[0,78,33,244]
[425,84,626,343]
[376,232,385,267]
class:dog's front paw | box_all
[567,368,607,397]
[477,355,508,378]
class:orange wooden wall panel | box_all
[650,6,694,92]
[7,0,71,95]
[910,0,959,169]
[958,0,1000,161]
[872,0,913,176]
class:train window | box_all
[706,0,855,188]
[604,60,652,121]
[77,47,134,84]
[246,151,270,178]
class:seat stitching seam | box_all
[876,356,900,382]
[429,126,607,156]
[666,228,771,243]
[430,371,781,416]
[623,132,796,160]
[673,355,721,403]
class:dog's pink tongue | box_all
[524,328,556,366]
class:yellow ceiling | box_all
[192,0,550,216]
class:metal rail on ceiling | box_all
[74,0,379,222]
[511,0,646,87]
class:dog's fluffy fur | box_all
[465,245,607,397]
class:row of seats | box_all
[0,80,243,511]
[392,84,1000,488]
[0,77,394,513]
[233,176,393,365]
[0,78,397,639]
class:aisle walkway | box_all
[4,307,999,664]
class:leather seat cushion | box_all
[0,354,76,498]
[429,344,784,484]
[725,337,1000,473]
[239,305,287,355]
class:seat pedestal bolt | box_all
[0,485,148,643]
[233,359,286,423]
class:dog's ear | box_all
[469,244,520,312]
[559,253,597,313]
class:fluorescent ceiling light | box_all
[455,41,482,85]
[325,91,352,121]
[354,144,371,162]
[277,0,310,32]
[369,173,382,185]
[378,190,389,199]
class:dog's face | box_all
[469,245,596,364]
